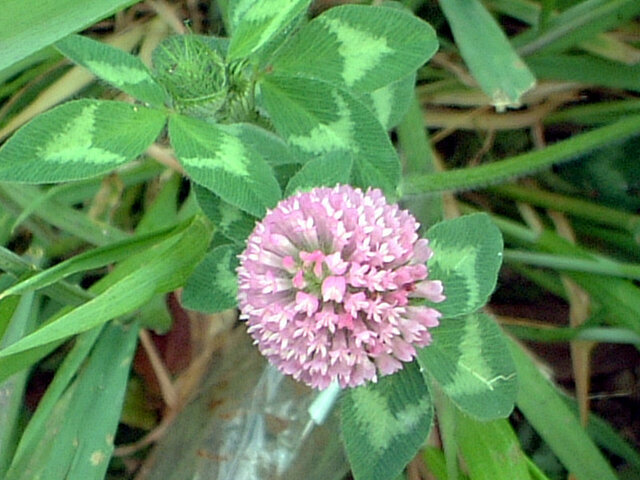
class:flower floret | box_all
[237,185,444,390]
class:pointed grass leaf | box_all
[0,291,36,476]
[455,414,532,480]
[439,0,535,109]
[341,362,433,480]
[55,34,167,106]
[270,4,437,93]
[182,244,241,313]
[5,321,138,480]
[0,100,166,183]
[193,184,257,245]
[528,53,640,93]
[0,0,141,72]
[285,150,353,196]
[509,338,618,480]
[514,0,640,56]
[258,75,401,194]
[0,216,210,365]
[5,327,102,477]
[419,313,517,420]
[426,213,503,317]
[169,114,281,217]
[0,223,187,300]
[0,183,129,246]
[227,0,312,61]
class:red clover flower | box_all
[237,185,445,390]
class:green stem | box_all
[432,382,459,480]
[506,324,640,345]
[503,249,640,280]
[401,114,640,196]
[490,184,640,237]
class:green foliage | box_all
[284,151,353,195]
[5,322,138,480]
[363,74,417,130]
[193,184,257,245]
[0,100,166,183]
[168,114,281,216]
[0,0,140,72]
[425,214,504,317]
[182,244,241,313]
[419,313,517,420]
[269,5,437,93]
[259,75,401,194]
[227,0,312,60]
[0,216,210,383]
[55,35,167,107]
[438,0,535,109]
[455,414,532,480]
[1,5,441,475]
[341,362,433,480]
[403,113,640,196]
[1,1,637,479]
[509,339,619,480]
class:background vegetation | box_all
[0,0,639,479]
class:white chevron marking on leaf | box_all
[39,103,122,165]
[350,386,428,452]
[322,17,392,87]
[288,90,355,153]
[182,134,250,177]
[85,61,151,86]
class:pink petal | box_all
[322,275,346,302]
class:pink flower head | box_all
[237,185,444,390]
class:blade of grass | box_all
[509,338,618,480]
[503,249,640,280]
[0,215,211,382]
[5,325,103,476]
[5,320,139,480]
[0,183,129,246]
[528,53,640,93]
[490,213,640,337]
[0,247,93,306]
[432,385,459,480]
[439,0,535,109]
[484,0,540,26]
[0,0,140,72]
[396,95,443,229]
[0,220,191,300]
[455,414,532,480]
[402,114,640,195]
[422,447,471,480]
[0,216,209,357]
[514,0,640,56]
[0,291,38,476]
[505,324,640,345]
[545,99,640,126]
[565,397,640,471]
[489,184,640,238]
